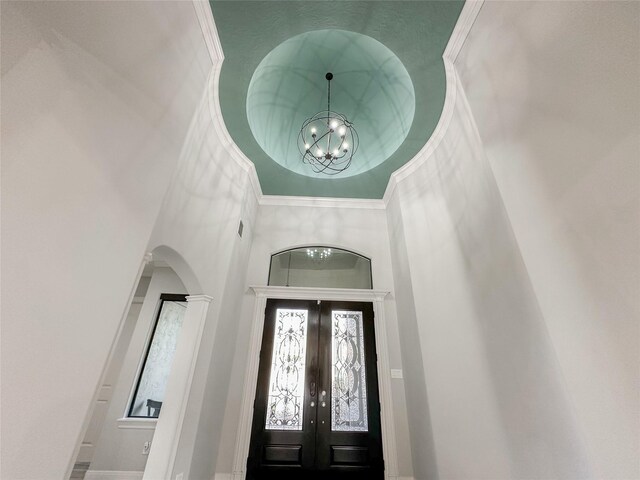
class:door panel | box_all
[248,299,318,476]
[316,301,383,478]
[247,299,383,480]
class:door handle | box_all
[310,381,316,397]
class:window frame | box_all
[267,246,373,289]
[126,293,188,418]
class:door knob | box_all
[310,381,316,397]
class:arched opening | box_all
[71,247,202,479]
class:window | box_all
[128,294,187,418]
[268,247,372,289]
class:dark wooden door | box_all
[247,299,383,480]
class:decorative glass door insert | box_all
[247,299,383,480]
[331,310,368,432]
[265,309,308,430]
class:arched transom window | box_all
[268,247,372,289]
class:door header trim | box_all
[250,285,389,302]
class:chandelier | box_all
[306,247,332,260]
[298,73,359,175]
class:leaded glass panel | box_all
[331,310,368,432]
[265,308,309,431]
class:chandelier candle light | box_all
[299,73,359,175]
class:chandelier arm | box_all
[318,159,352,175]
[317,159,347,175]
[312,130,332,153]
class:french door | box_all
[247,299,384,480]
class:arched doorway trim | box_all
[150,245,203,294]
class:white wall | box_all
[386,64,592,478]
[77,275,150,464]
[386,192,439,480]
[145,67,260,480]
[456,2,640,477]
[88,267,187,474]
[214,203,415,478]
[0,2,211,478]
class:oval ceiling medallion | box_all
[246,29,415,179]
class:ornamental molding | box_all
[249,286,389,302]
[186,294,214,303]
[192,0,484,209]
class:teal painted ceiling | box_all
[247,29,415,179]
[210,1,465,198]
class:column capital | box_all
[186,294,213,303]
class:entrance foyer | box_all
[3,1,637,479]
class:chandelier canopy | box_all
[298,73,359,175]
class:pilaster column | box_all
[143,295,213,480]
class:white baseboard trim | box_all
[213,472,411,480]
[85,471,143,480]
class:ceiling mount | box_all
[298,72,359,175]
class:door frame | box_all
[231,286,399,480]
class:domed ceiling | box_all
[247,29,415,179]
[210,1,465,199]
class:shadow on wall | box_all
[151,245,202,295]
[387,195,440,480]
[419,85,592,477]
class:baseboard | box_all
[212,473,413,480]
[85,471,143,480]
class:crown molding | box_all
[205,57,264,204]
[194,0,483,209]
[444,0,484,63]
[382,57,457,205]
[259,195,385,210]
[382,0,483,206]
[194,0,264,206]
[192,0,224,61]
